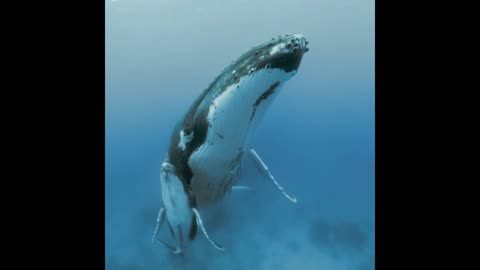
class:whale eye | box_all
[286,43,292,49]
[254,51,260,56]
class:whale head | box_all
[227,33,309,80]
[249,33,309,73]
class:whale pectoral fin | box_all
[192,208,225,251]
[156,238,176,251]
[152,207,166,243]
[152,207,177,252]
[248,148,297,203]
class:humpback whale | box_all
[153,34,309,254]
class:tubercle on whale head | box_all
[248,33,309,73]
[268,34,310,55]
[224,34,309,89]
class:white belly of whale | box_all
[188,68,295,203]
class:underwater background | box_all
[106,0,374,269]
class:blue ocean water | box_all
[106,0,374,269]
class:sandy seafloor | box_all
[106,0,374,269]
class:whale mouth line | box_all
[250,81,281,121]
